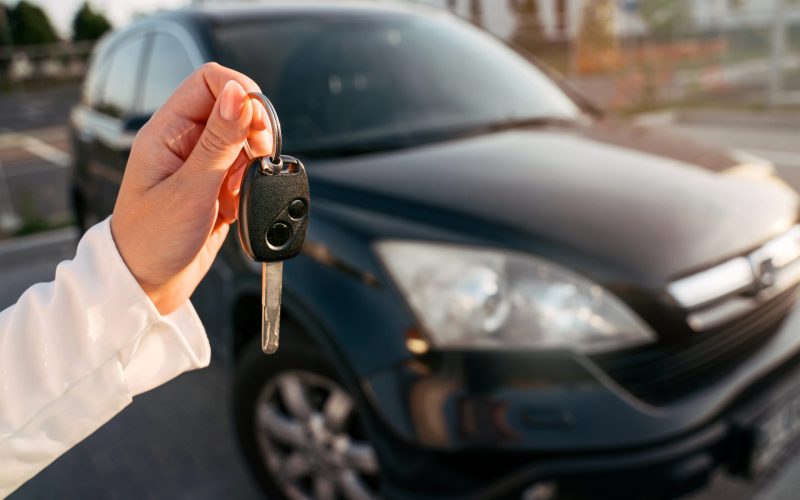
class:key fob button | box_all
[267,222,292,248]
[288,199,307,219]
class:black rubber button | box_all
[288,199,307,219]
[267,222,292,248]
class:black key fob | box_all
[238,154,310,262]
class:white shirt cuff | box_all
[97,216,212,396]
[118,300,211,396]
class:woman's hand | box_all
[111,62,273,314]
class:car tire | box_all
[233,330,382,500]
[71,186,98,236]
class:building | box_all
[408,0,800,42]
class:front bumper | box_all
[360,303,800,498]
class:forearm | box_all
[0,218,210,496]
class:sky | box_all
[19,0,793,40]
[11,0,191,37]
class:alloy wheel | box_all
[255,370,381,500]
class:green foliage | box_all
[72,2,111,42]
[639,0,691,38]
[7,0,58,45]
[0,4,12,47]
[11,191,74,237]
[15,191,49,236]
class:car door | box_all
[83,31,149,218]
[71,42,112,225]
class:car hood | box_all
[308,121,799,288]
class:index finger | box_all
[160,62,261,124]
[243,95,276,159]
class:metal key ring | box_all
[243,92,282,167]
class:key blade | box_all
[262,261,283,354]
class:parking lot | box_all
[2,84,800,499]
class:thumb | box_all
[184,79,251,180]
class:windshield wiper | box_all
[481,115,580,132]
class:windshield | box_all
[214,12,581,156]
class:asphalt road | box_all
[3,85,800,499]
[0,84,79,133]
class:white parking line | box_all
[18,136,70,168]
[0,127,70,168]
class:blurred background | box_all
[2,0,799,241]
[1,0,800,499]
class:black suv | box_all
[70,2,800,499]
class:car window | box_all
[97,34,147,118]
[214,15,580,156]
[140,33,196,115]
[82,54,111,109]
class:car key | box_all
[238,92,310,354]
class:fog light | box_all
[405,327,430,355]
[521,481,557,500]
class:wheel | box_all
[71,186,99,236]
[233,335,381,500]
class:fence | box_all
[0,41,94,87]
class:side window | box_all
[140,33,196,115]
[98,35,147,118]
[82,51,111,108]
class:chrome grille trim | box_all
[668,257,753,310]
[686,259,800,330]
[668,225,800,330]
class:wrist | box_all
[109,215,171,315]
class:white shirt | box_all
[0,218,210,497]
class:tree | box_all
[0,4,12,47]
[469,0,483,28]
[0,3,11,78]
[7,1,58,45]
[72,2,111,42]
[508,0,546,51]
[639,0,691,39]
[555,0,568,39]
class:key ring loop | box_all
[243,92,282,167]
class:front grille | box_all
[591,287,799,406]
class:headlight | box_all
[376,241,656,353]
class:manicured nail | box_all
[220,80,245,122]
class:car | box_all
[69,2,800,499]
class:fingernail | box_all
[220,80,245,122]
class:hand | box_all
[111,62,273,315]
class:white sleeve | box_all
[0,217,211,497]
